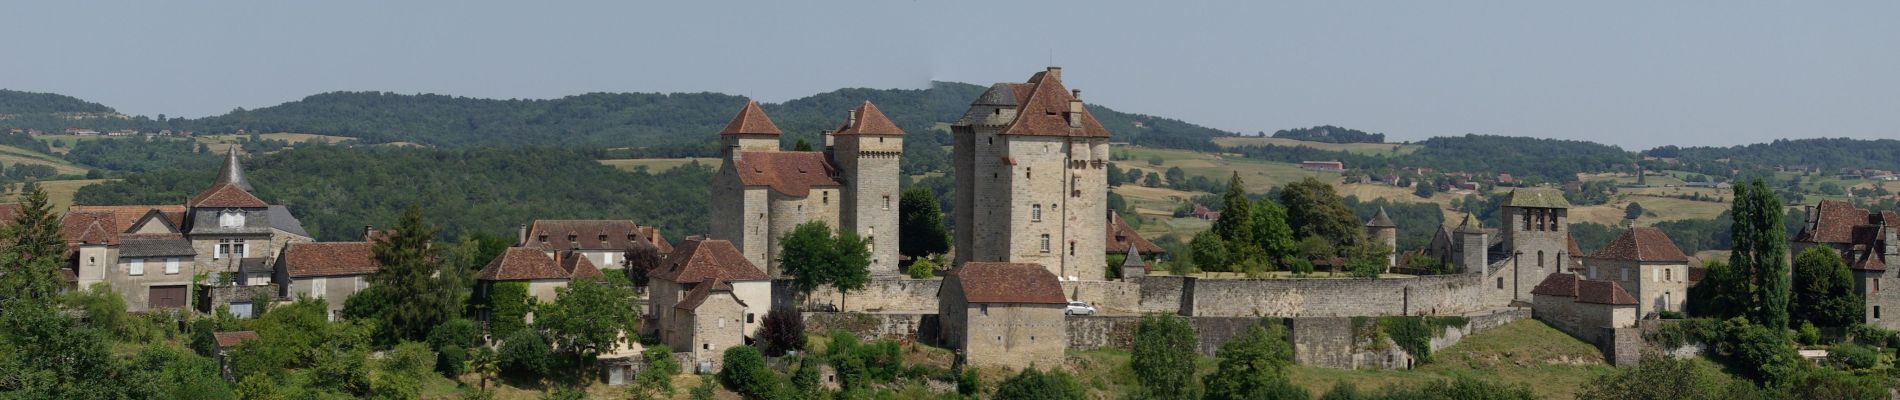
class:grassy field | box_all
[34,134,113,153]
[0,144,90,175]
[0,179,112,211]
[1211,137,1421,156]
[1067,319,1621,399]
[1118,146,1340,194]
[599,157,718,172]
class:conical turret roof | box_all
[1365,207,1396,228]
[1122,246,1145,268]
[718,100,782,136]
[833,101,904,136]
[1456,212,1484,234]
[217,148,252,192]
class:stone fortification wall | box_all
[802,312,939,344]
[1061,309,1526,369]
[1184,272,1493,317]
[1061,280,1140,314]
[1065,316,1261,356]
[799,279,942,313]
[1132,276,1190,315]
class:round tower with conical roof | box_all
[1365,207,1397,269]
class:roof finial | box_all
[217,147,253,192]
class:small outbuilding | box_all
[937,262,1068,370]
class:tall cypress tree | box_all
[1210,172,1255,248]
[347,205,461,342]
[1730,180,1790,329]
[0,183,66,305]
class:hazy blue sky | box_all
[3,1,1895,149]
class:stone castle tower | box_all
[1498,188,1572,302]
[826,101,904,276]
[1364,207,1397,269]
[952,67,1111,280]
[709,100,904,277]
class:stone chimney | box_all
[363,225,374,241]
[517,224,529,246]
[848,109,859,128]
[1045,66,1061,81]
[1067,89,1084,128]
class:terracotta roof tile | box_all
[561,253,603,279]
[650,239,768,284]
[477,247,572,281]
[951,262,1066,304]
[732,151,841,197]
[1799,200,1870,244]
[718,100,782,135]
[996,69,1111,138]
[1105,211,1165,254]
[69,205,187,234]
[1588,227,1689,263]
[214,331,258,348]
[832,101,904,136]
[282,242,378,277]
[1531,272,1580,297]
[188,183,268,208]
[1577,279,1639,305]
[523,220,668,254]
[59,211,118,245]
[1567,234,1584,258]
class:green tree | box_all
[1210,173,1257,255]
[498,329,552,378]
[0,183,67,304]
[1190,234,1230,273]
[993,368,1087,400]
[1251,199,1298,262]
[719,346,778,398]
[470,347,499,394]
[898,186,950,260]
[1202,324,1308,400]
[1280,177,1363,248]
[1144,172,1162,187]
[1789,246,1862,327]
[1731,180,1791,329]
[1625,202,1646,220]
[1688,260,1749,319]
[343,206,461,343]
[1132,315,1200,400]
[1413,181,1436,198]
[1578,356,1764,400]
[536,277,641,367]
[629,345,678,400]
[779,221,872,304]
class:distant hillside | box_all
[0,89,115,114]
[1651,138,1900,174]
[1270,125,1385,144]
[0,82,1234,153]
[1228,134,1636,182]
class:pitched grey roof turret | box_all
[1366,207,1396,228]
[217,148,252,192]
[1122,246,1145,268]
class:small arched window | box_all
[1537,251,1545,267]
[1032,205,1043,222]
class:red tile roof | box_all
[281,242,379,277]
[214,331,259,348]
[719,100,782,135]
[1530,272,1580,297]
[832,101,904,136]
[732,151,841,197]
[951,262,1066,304]
[477,247,573,281]
[1588,227,1689,263]
[188,183,268,208]
[675,274,745,311]
[68,205,186,234]
[560,253,603,279]
[1799,200,1870,244]
[995,69,1111,138]
[59,211,119,245]
[1567,234,1583,258]
[1105,211,1165,255]
[523,220,669,254]
[650,239,768,285]
[1531,272,1638,305]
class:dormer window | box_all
[538,235,549,242]
[567,234,578,242]
[218,210,245,228]
[598,235,608,242]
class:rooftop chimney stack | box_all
[1068,90,1085,128]
[847,109,858,128]
[1046,66,1062,81]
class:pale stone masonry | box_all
[953,67,1111,280]
[710,100,903,277]
[1792,200,1900,328]
[938,262,1068,369]
[1583,227,1691,316]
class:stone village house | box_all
[1530,272,1639,344]
[63,149,311,313]
[476,247,604,305]
[517,219,672,270]
[1581,227,1691,316]
[937,262,1068,369]
[1794,200,1900,328]
[646,239,770,372]
[272,241,380,321]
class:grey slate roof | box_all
[973,83,1018,106]
[119,239,197,257]
[267,205,311,238]
[1121,246,1146,268]
[1365,207,1396,228]
[239,257,272,274]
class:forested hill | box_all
[1650,138,1900,172]
[1,82,1234,152]
[0,89,115,114]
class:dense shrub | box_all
[756,308,806,357]
[427,319,482,349]
[436,345,467,377]
[719,346,778,398]
[497,329,551,377]
[1826,343,1880,371]
[993,368,1086,400]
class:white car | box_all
[1065,301,1097,316]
